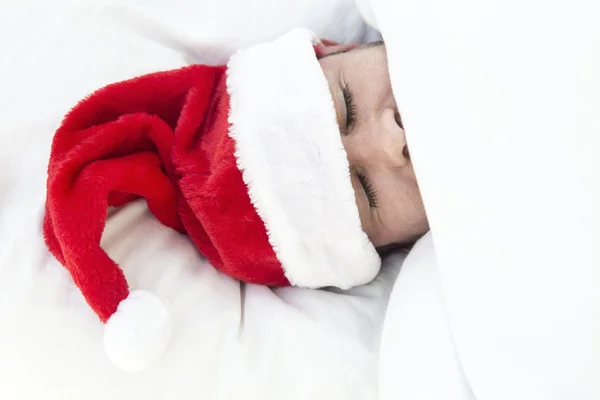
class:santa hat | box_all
[43,29,380,372]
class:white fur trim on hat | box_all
[226,28,381,289]
[103,290,172,372]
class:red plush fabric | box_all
[44,65,288,324]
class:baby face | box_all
[319,43,429,249]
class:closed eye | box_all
[356,170,378,208]
[342,83,356,130]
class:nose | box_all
[378,107,410,167]
[342,107,410,168]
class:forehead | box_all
[320,43,388,72]
[320,41,386,58]
[319,45,392,106]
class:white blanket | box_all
[368,0,600,399]
[0,1,396,399]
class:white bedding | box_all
[370,0,600,399]
[0,1,397,399]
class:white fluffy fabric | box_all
[375,0,600,399]
[354,0,379,30]
[104,290,172,372]
[226,28,381,290]
[379,234,474,400]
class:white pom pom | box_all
[103,290,172,372]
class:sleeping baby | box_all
[318,40,428,252]
[43,28,428,371]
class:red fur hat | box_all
[43,29,380,371]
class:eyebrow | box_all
[317,40,384,60]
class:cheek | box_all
[399,173,427,225]
[350,176,374,237]
[404,167,428,228]
[380,176,429,244]
[405,180,428,228]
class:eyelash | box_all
[342,83,356,129]
[342,82,376,209]
[356,170,379,208]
